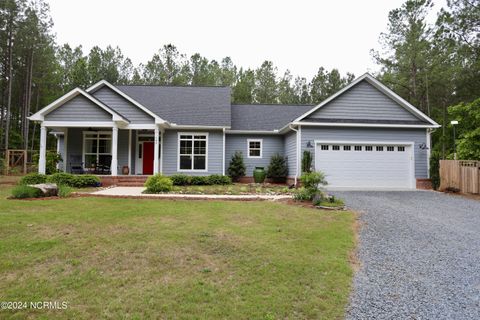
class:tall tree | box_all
[253,61,277,103]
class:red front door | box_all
[142,142,154,175]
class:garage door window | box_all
[376,146,384,151]
[387,146,395,151]
[321,145,329,150]
[354,146,362,151]
[398,146,405,152]
[365,146,373,151]
[343,146,351,151]
[332,145,340,151]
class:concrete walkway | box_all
[90,186,292,201]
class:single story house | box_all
[29,73,440,189]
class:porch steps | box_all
[116,176,148,187]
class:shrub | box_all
[301,150,313,173]
[47,172,75,186]
[11,185,43,199]
[208,174,232,185]
[32,151,62,174]
[46,173,99,188]
[227,151,246,182]
[170,174,191,186]
[267,154,288,183]
[71,175,100,188]
[58,185,73,198]
[293,187,313,201]
[190,176,210,185]
[300,171,328,190]
[430,151,441,190]
[145,174,173,193]
[19,173,47,185]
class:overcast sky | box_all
[47,0,445,80]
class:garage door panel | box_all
[315,143,412,189]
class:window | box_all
[376,146,384,151]
[387,146,395,151]
[397,146,405,152]
[83,132,112,169]
[332,145,340,151]
[365,146,373,151]
[248,139,262,158]
[354,146,362,151]
[343,145,351,151]
[321,145,329,150]
[178,134,207,170]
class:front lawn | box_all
[0,179,355,319]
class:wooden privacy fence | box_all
[440,160,480,194]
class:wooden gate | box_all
[5,149,28,175]
[439,160,480,194]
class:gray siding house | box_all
[30,73,440,189]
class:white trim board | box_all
[293,73,440,127]
[247,139,263,159]
[292,121,438,129]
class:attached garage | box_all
[314,141,415,189]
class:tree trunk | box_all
[23,50,34,149]
[442,98,447,159]
[4,26,13,151]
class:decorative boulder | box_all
[28,183,58,197]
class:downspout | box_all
[426,127,437,178]
[289,124,300,186]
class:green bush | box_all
[46,173,99,188]
[58,185,73,198]
[301,150,313,173]
[208,174,232,185]
[145,174,173,193]
[266,154,288,183]
[170,174,191,186]
[19,173,47,185]
[47,172,75,186]
[293,187,313,201]
[32,151,63,174]
[11,185,43,199]
[71,175,100,188]
[430,151,441,190]
[227,151,246,182]
[301,171,328,190]
[190,176,210,185]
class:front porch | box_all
[39,125,163,177]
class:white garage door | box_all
[315,142,414,189]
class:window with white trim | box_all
[248,139,262,158]
[332,145,340,151]
[376,146,384,151]
[397,146,405,152]
[83,132,112,169]
[365,146,373,151]
[343,145,351,151]
[354,145,362,151]
[321,145,329,150]
[387,146,395,151]
[179,134,207,170]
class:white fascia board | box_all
[292,121,440,129]
[86,80,169,125]
[225,130,279,135]
[125,124,158,130]
[292,73,439,126]
[42,121,116,127]
[171,124,230,130]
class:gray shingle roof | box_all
[231,104,315,131]
[115,85,231,127]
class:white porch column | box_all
[160,128,164,174]
[38,125,47,174]
[111,125,118,176]
[153,126,160,174]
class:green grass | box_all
[171,183,292,195]
[0,177,355,319]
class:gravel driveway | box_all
[334,191,480,320]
